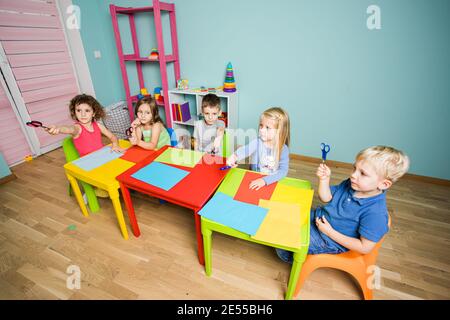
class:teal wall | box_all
[72,0,450,180]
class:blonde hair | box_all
[356,146,410,183]
[260,107,290,166]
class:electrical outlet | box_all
[94,50,101,59]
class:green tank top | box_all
[141,125,170,149]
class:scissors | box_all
[26,120,49,129]
[320,143,331,163]
[220,166,231,171]
[125,127,133,137]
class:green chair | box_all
[222,130,233,157]
[62,136,100,212]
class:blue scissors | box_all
[320,143,331,163]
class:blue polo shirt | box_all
[313,179,389,252]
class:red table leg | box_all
[194,210,205,265]
[120,182,141,237]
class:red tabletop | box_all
[116,145,229,265]
[116,146,229,210]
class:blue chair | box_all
[166,127,177,147]
[158,128,177,205]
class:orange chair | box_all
[294,215,391,300]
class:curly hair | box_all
[69,94,105,121]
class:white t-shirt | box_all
[193,119,225,154]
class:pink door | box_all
[0,0,80,159]
[0,82,32,165]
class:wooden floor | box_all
[0,147,449,300]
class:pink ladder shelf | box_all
[110,0,181,128]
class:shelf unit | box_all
[110,0,180,127]
[168,89,238,146]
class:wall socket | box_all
[94,50,101,59]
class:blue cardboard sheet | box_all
[131,162,190,191]
[199,192,268,235]
[71,146,123,171]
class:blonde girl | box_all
[227,107,290,190]
[129,96,170,150]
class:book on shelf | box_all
[172,102,191,123]
[219,111,228,127]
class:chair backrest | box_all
[62,136,80,163]
[166,128,177,147]
[222,130,233,157]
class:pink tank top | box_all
[73,121,104,157]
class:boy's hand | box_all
[226,154,238,168]
[249,178,266,191]
[316,163,331,181]
[315,216,333,236]
[45,125,60,135]
[212,136,221,153]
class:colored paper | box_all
[251,200,303,248]
[270,183,314,211]
[278,177,311,189]
[89,158,135,183]
[120,146,155,163]
[216,168,246,197]
[72,146,124,171]
[131,162,190,191]
[233,171,277,205]
[154,148,204,168]
[198,192,268,235]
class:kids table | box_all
[64,141,157,240]
[200,168,312,300]
[116,145,229,265]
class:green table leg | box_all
[203,228,213,276]
[285,249,307,300]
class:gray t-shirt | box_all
[193,119,225,153]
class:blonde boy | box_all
[193,94,225,154]
[277,146,409,263]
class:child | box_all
[46,94,123,156]
[193,94,225,154]
[226,107,290,190]
[129,96,170,150]
[276,146,410,263]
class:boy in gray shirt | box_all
[193,94,225,154]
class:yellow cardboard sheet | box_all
[250,185,314,248]
[251,200,302,248]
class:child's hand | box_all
[111,145,125,153]
[131,118,141,128]
[249,178,266,191]
[315,216,333,236]
[212,136,221,154]
[226,154,238,167]
[45,125,60,135]
[129,135,138,146]
[316,163,331,181]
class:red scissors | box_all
[26,120,49,129]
